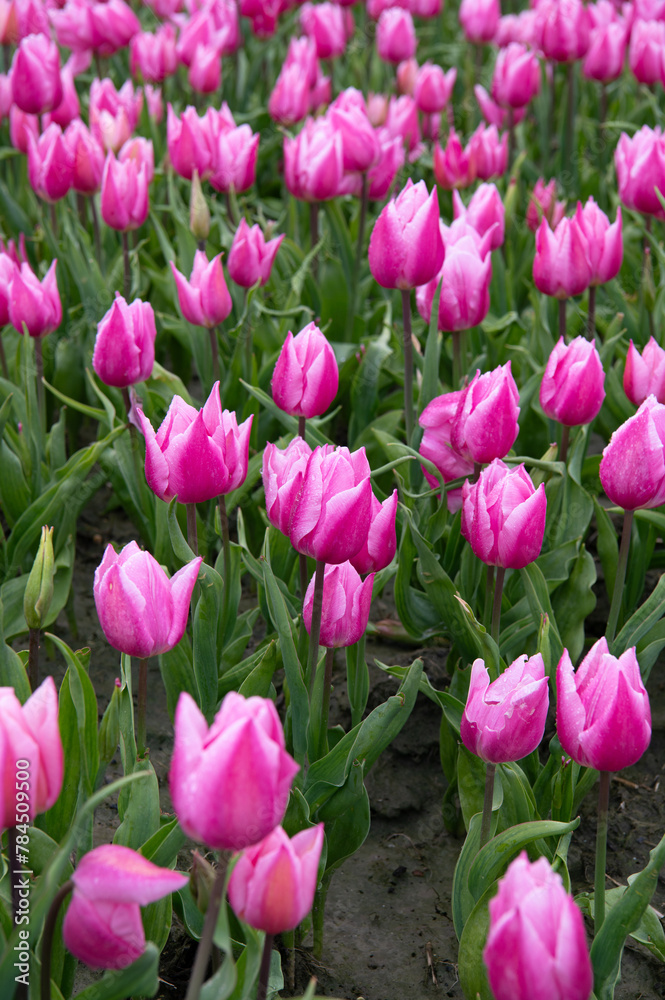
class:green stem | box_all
[563,62,575,189]
[452,330,462,388]
[218,494,231,626]
[479,762,496,850]
[560,424,570,464]
[41,881,73,1000]
[594,771,610,935]
[121,386,143,494]
[491,566,505,647]
[606,509,633,644]
[558,298,567,342]
[310,201,319,281]
[312,871,331,960]
[136,657,148,758]
[91,195,102,264]
[316,646,334,759]
[0,331,7,379]
[185,859,228,1000]
[186,503,198,556]
[306,560,326,696]
[28,627,40,691]
[122,231,131,299]
[209,326,220,386]
[34,336,45,436]
[349,173,369,334]
[401,289,414,446]
[587,285,596,341]
[256,933,274,1000]
[299,552,308,606]
[483,565,495,631]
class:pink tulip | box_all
[130,24,178,83]
[451,363,520,464]
[527,177,566,232]
[284,117,344,202]
[94,541,201,657]
[412,0,442,16]
[540,336,605,428]
[9,260,61,338]
[228,219,284,288]
[484,853,593,1000]
[118,136,154,185]
[11,33,62,114]
[350,489,398,575]
[89,78,143,153]
[629,18,665,85]
[453,183,505,249]
[367,92,389,127]
[615,126,665,220]
[575,198,622,285]
[64,120,105,195]
[176,0,239,63]
[459,0,500,44]
[271,322,339,418]
[557,638,651,771]
[27,124,73,203]
[262,436,312,537]
[364,130,405,199]
[492,42,541,109]
[14,0,49,41]
[0,678,63,829]
[433,128,477,189]
[368,178,444,290]
[396,57,418,96]
[414,63,456,113]
[328,90,380,172]
[167,104,216,181]
[461,654,549,763]
[89,0,140,56]
[228,824,324,933]
[170,251,232,329]
[300,1,348,58]
[416,225,492,332]
[44,62,81,130]
[599,395,665,509]
[584,19,626,82]
[384,94,421,156]
[0,253,16,325]
[100,152,149,232]
[210,124,259,194]
[92,294,156,388]
[269,61,311,125]
[533,216,592,299]
[419,390,475,510]
[536,0,590,62]
[62,845,189,970]
[145,84,163,123]
[170,691,299,850]
[461,459,547,569]
[189,42,222,94]
[624,337,665,406]
[469,122,508,181]
[134,382,252,504]
[376,7,416,64]
[304,561,374,647]
[495,9,539,47]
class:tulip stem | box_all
[310,202,319,281]
[41,880,73,1000]
[606,509,633,645]
[0,332,7,379]
[349,173,369,335]
[209,326,220,386]
[137,657,148,757]
[507,108,515,170]
[594,770,610,935]
[401,289,414,446]
[483,565,495,631]
[256,933,274,1000]
[28,626,40,691]
[34,336,46,436]
[491,566,505,646]
[479,762,496,851]
[452,329,463,388]
[187,503,198,556]
[560,425,570,464]
[122,231,131,299]
[317,646,335,759]
[587,285,596,340]
[185,858,228,1000]
[91,196,102,263]
[299,553,308,605]
[312,871,332,960]
[218,495,231,629]
[563,62,575,191]
[558,299,567,342]
[298,415,306,441]
[121,386,143,502]
[307,560,326,696]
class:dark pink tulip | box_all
[14,0,49,40]
[368,178,444,290]
[615,126,665,220]
[262,436,313,537]
[170,691,299,851]
[10,108,38,154]
[145,84,163,123]
[624,338,665,406]
[300,1,348,58]
[100,152,149,232]
[0,252,16,325]
[451,363,520,464]
[171,250,232,328]
[0,72,12,122]
[634,0,665,18]
[89,0,140,56]
[0,678,63,828]
[491,42,541,109]
[416,225,492,332]
[167,104,216,181]
[557,639,651,771]
[533,216,592,300]
[396,57,418,96]
[134,382,253,504]
[44,61,81,130]
[94,541,202,657]
[484,853,593,1000]
[228,825,324,934]
[329,90,380,172]
[284,117,344,202]
[584,19,626,83]
[461,459,547,569]
[527,177,566,232]
[11,33,62,114]
[304,561,374,647]
[130,24,178,83]
[269,61,311,125]
[92,294,156,388]
[376,7,416,64]
[367,92,389,127]
[414,63,456,113]
[459,0,499,44]
[474,84,526,130]
[599,395,665,509]
[228,218,284,288]
[350,489,398,575]
[469,122,508,181]
[384,94,421,156]
[119,136,154,186]
[495,9,539,47]
[64,119,105,194]
[629,18,665,85]
[63,845,188,970]
[412,0,442,16]
[575,198,622,285]
[89,78,143,153]
[536,0,590,62]
[461,654,548,763]
[540,336,605,427]
[27,123,73,202]
[210,124,259,194]
[271,322,339,418]
[363,129,404,200]
[9,259,61,337]
[176,0,239,62]
[189,42,222,94]
[419,389,475,510]
[433,128,477,189]
[453,183,505,249]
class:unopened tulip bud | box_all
[271,322,339,418]
[189,169,210,243]
[24,525,55,629]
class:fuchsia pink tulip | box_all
[51,0,140,57]
[624,338,665,406]
[419,389,475,510]
[557,638,651,772]
[171,251,232,328]
[461,654,549,763]
[575,198,622,285]
[65,120,105,195]
[584,16,626,83]
[167,105,215,181]
[434,128,477,189]
[27,124,73,203]
[540,336,605,427]
[453,184,505,249]
[414,63,456,113]
[484,853,593,1000]
[629,18,665,86]
[9,260,61,338]
[615,126,665,220]
[228,219,284,288]
[11,33,62,114]
[363,130,405,200]
[300,1,348,59]
[118,137,154,185]
[44,61,82,131]
[228,824,324,934]
[536,0,590,62]
[415,221,493,332]
[271,322,339,418]
[461,460,547,569]
[451,364,521,464]
[328,90,380,173]
[0,678,63,829]
[533,216,592,300]
[100,152,149,232]
[134,382,252,504]
[62,845,188,970]
[384,94,421,156]
[92,294,156,388]
[89,78,142,153]
[94,541,202,658]
[262,436,312,536]
[130,24,178,83]
[376,8,416,64]
[350,489,398,575]
[170,691,299,851]
[469,123,508,181]
[459,0,500,44]
[304,561,374,647]
[209,124,259,194]
[269,61,311,126]
[368,179,444,290]
[397,57,418,97]
[527,178,566,233]
[599,396,665,510]
[188,43,222,95]
[284,117,344,202]
[491,42,541,109]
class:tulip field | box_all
[4,0,665,997]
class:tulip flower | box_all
[0,678,63,829]
[533,216,592,301]
[228,824,324,934]
[527,178,566,233]
[384,94,421,156]
[557,638,651,772]
[269,61,312,126]
[350,489,398,575]
[130,23,178,83]
[584,18,627,83]
[62,845,189,970]
[433,128,477,189]
[304,561,374,647]
[11,33,62,114]
[170,251,232,329]
[65,120,105,194]
[271,322,339,419]
[94,541,201,658]
[629,18,665,85]
[624,338,665,406]
[414,63,456,113]
[133,382,253,505]
[615,125,665,220]
[419,389,475,511]
[166,105,216,181]
[189,42,222,94]
[228,219,284,288]
[364,130,405,200]
[170,691,299,850]
[415,224,492,333]
[376,7,416,64]
[469,123,508,181]
[451,363,521,464]
[483,853,593,1000]
[453,184,505,249]
[209,124,259,194]
[89,78,143,153]
[44,61,81,130]
[100,153,149,232]
[461,654,549,763]
[9,260,61,338]
[575,199,622,286]
[540,336,605,430]
[92,294,156,388]
[368,179,444,290]
[459,0,500,45]
[491,42,541,109]
[262,436,312,536]
[27,124,73,203]
[397,57,418,96]
[599,395,665,510]
[300,1,348,59]
[328,91,380,173]
[284,117,344,202]
[461,459,547,569]
[536,0,590,62]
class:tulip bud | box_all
[624,338,665,407]
[599,395,665,510]
[23,526,54,629]
[540,336,606,427]
[303,561,375,647]
[189,169,210,243]
[368,178,444,290]
[271,323,339,418]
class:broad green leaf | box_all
[457,884,495,1000]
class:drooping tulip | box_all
[92,294,157,388]
[170,251,232,328]
[271,322,339,418]
[303,561,374,647]
[599,395,665,510]
[624,338,665,406]
[540,336,605,427]
[368,178,444,290]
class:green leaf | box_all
[580,885,665,963]
[551,545,597,662]
[522,562,564,664]
[612,574,665,662]
[457,884,495,1000]
[457,746,489,832]
[72,943,160,1000]
[594,500,619,604]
